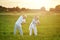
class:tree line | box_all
[0,6,29,12]
[50,5,60,13]
[0,5,60,13]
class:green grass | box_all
[0,14,60,40]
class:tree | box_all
[50,8,55,12]
[15,7,20,12]
[40,7,46,11]
[55,5,60,13]
[0,6,7,12]
[21,8,25,10]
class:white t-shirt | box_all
[16,16,26,25]
[30,19,39,27]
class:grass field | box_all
[0,13,60,40]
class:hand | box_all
[23,22,26,24]
[37,22,40,25]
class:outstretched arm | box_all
[37,20,40,25]
[23,19,26,23]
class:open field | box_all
[0,12,60,40]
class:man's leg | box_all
[34,27,37,36]
[14,25,17,35]
[18,25,23,36]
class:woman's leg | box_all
[29,27,32,36]
[34,27,37,36]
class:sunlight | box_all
[0,0,60,10]
[17,0,54,10]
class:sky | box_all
[0,0,60,10]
